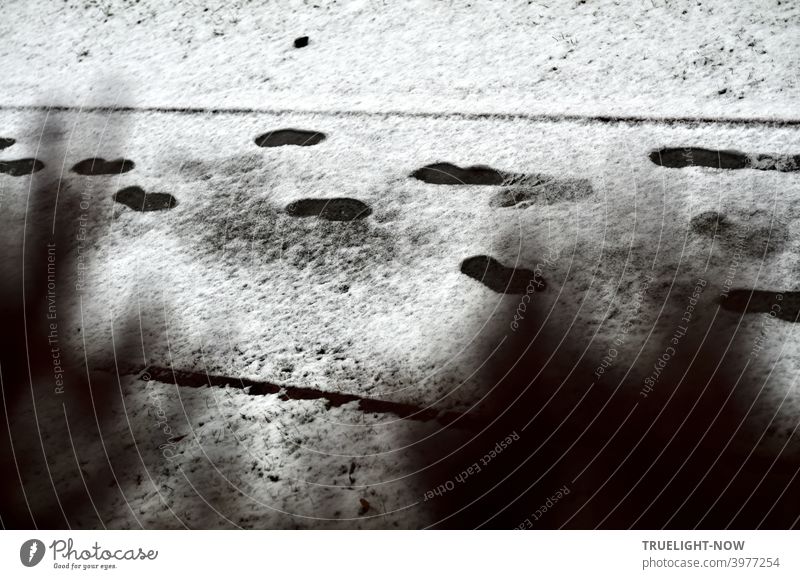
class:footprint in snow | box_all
[0,158,44,176]
[460,255,545,294]
[285,198,371,221]
[72,157,135,176]
[114,186,177,212]
[721,289,800,322]
[650,147,799,172]
[411,162,525,185]
[255,129,326,147]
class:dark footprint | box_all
[650,148,747,169]
[650,147,799,172]
[751,153,800,172]
[490,177,594,207]
[0,158,45,176]
[0,137,14,150]
[411,162,522,185]
[691,210,787,257]
[721,289,800,322]
[255,129,326,147]
[72,157,135,176]
[490,184,552,207]
[285,198,371,221]
[690,211,732,236]
[460,255,545,294]
[114,186,177,212]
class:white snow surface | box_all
[0,0,798,119]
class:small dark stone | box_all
[0,137,15,150]
[294,36,309,48]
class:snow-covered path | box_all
[2,104,800,527]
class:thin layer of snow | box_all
[2,108,799,451]
[0,0,797,119]
[2,1,799,528]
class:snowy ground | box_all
[1,0,798,119]
[1,1,799,529]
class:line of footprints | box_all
[2,132,798,318]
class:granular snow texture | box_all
[2,0,800,529]
[0,0,797,119]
